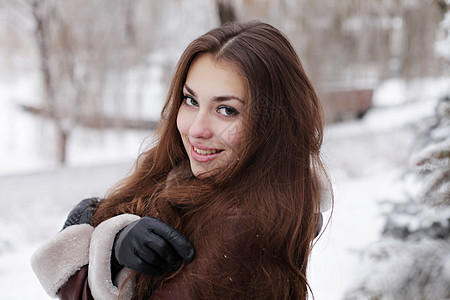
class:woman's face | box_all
[177,53,246,178]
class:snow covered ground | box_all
[0,76,449,299]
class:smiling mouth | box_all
[193,146,223,155]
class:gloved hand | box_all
[112,217,195,276]
[62,198,100,230]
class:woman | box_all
[32,21,331,299]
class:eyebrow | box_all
[183,83,244,103]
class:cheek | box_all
[222,121,244,151]
[176,108,188,136]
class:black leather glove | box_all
[112,217,195,276]
[62,198,100,230]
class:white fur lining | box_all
[318,169,332,212]
[89,214,140,300]
[30,224,94,298]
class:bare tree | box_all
[8,0,163,164]
[232,0,446,86]
[28,0,68,162]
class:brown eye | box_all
[217,105,239,117]
[184,95,198,107]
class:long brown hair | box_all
[93,21,328,299]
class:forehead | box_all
[185,53,247,100]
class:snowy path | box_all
[0,162,134,299]
[309,127,410,300]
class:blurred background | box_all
[0,0,449,299]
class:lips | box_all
[193,146,222,155]
[190,143,224,162]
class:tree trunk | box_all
[31,0,68,165]
[216,0,237,25]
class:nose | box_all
[189,111,213,139]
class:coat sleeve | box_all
[30,224,94,298]
[87,214,140,300]
[57,265,93,300]
[31,214,140,299]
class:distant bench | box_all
[320,89,374,123]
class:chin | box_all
[190,164,214,179]
[192,169,209,179]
